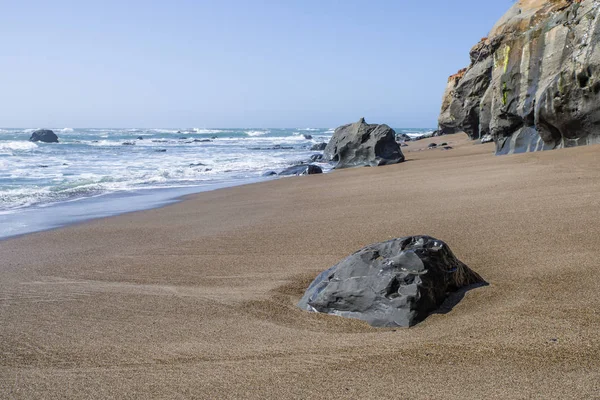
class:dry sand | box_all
[2,134,600,399]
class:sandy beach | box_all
[2,133,600,399]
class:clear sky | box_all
[1,0,511,128]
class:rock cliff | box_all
[439,0,600,154]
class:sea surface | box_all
[0,127,433,238]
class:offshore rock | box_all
[29,129,58,143]
[438,0,600,154]
[279,164,323,176]
[298,236,485,327]
[324,118,404,168]
[310,142,328,151]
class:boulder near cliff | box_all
[439,0,600,155]
[324,118,404,168]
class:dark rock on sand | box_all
[298,235,485,327]
[311,143,327,151]
[29,129,59,143]
[441,146,453,150]
[324,118,404,168]
[279,164,323,176]
[428,143,437,148]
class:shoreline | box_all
[0,176,273,241]
[0,132,442,241]
[3,133,600,399]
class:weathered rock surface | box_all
[29,129,58,143]
[438,0,600,154]
[298,235,485,327]
[324,118,404,168]
[279,164,323,176]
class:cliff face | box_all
[438,0,600,155]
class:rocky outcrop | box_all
[298,236,485,327]
[439,0,600,154]
[279,164,323,176]
[29,129,58,143]
[324,118,405,168]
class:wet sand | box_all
[2,133,600,399]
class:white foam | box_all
[405,131,435,139]
[192,128,224,134]
[0,127,333,214]
[86,140,125,146]
[245,130,269,137]
[0,141,38,153]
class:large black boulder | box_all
[310,142,327,151]
[298,235,485,327]
[29,129,58,143]
[279,164,322,176]
[324,118,404,168]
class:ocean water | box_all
[0,127,433,238]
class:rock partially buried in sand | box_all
[324,118,404,168]
[298,235,486,327]
[279,164,322,176]
[29,129,58,143]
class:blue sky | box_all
[1,1,511,128]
